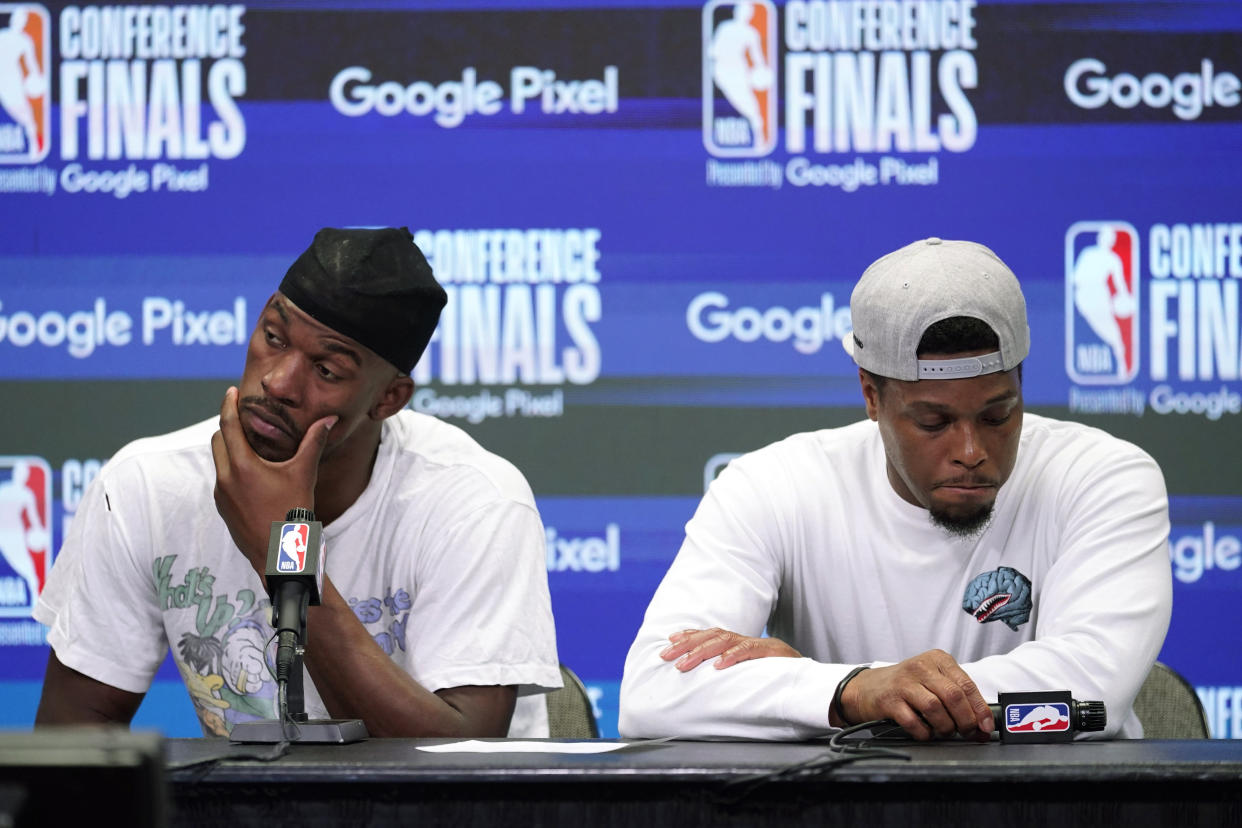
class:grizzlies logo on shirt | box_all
[962,566,1032,631]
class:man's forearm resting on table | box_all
[297,576,516,738]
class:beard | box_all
[239,395,302,462]
[929,501,994,539]
[243,429,295,462]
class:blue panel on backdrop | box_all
[540,496,699,683]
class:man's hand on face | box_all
[837,648,993,741]
[211,386,337,573]
[659,627,802,672]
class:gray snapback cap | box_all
[843,237,1030,381]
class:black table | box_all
[164,737,1242,827]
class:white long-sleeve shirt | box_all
[619,414,1171,740]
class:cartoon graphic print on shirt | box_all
[961,566,1033,631]
[176,612,274,735]
[154,554,412,734]
[348,587,412,655]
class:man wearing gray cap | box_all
[620,237,1171,740]
[35,227,561,738]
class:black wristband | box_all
[831,665,870,726]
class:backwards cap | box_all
[843,237,1030,381]
[279,227,446,374]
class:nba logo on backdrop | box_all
[277,523,309,573]
[0,4,50,164]
[702,0,777,157]
[0,456,52,617]
[1065,221,1141,384]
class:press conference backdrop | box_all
[0,0,1239,739]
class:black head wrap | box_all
[278,227,446,374]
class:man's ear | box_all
[858,368,881,421]
[371,374,415,420]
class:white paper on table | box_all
[416,740,656,754]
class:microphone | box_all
[230,507,367,744]
[990,691,1106,742]
[265,508,324,698]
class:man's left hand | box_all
[211,386,336,572]
[660,627,801,672]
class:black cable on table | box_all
[716,719,910,803]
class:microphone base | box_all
[229,718,369,745]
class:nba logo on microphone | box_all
[1065,221,1141,385]
[0,455,53,617]
[277,523,310,573]
[0,4,51,164]
[702,0,777,157]
[1005,702,1071,733]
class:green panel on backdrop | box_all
[1,381,1235,496]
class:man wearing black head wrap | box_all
[34,228,562,738]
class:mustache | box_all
[934,475,1000,489]
[239,395,301,439]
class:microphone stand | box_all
[230,509,368,745]
[230,636,368,744]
